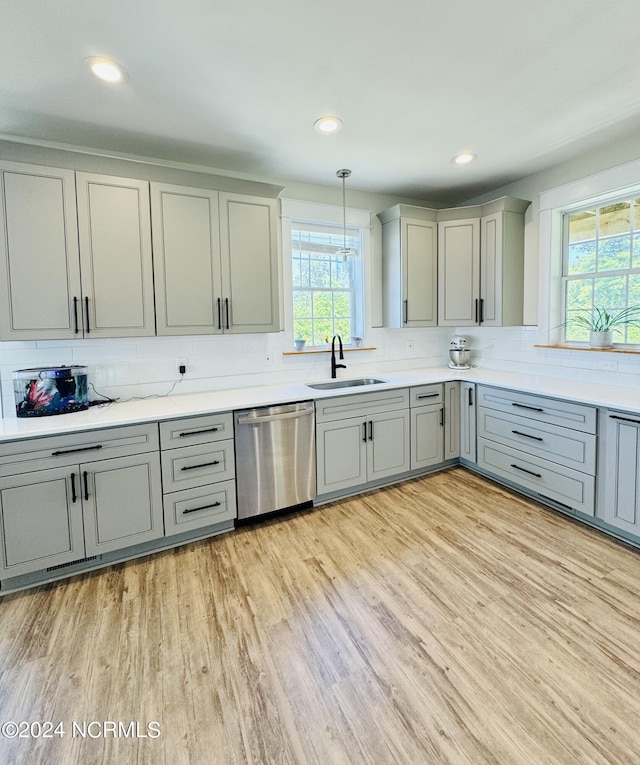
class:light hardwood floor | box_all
[0,467,638,765]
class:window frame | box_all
[281,199,371,351]
[561,194,640,346]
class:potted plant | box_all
[566,306,640,348]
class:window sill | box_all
[535,344,640,355]
[282,346,376,356]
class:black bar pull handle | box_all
[475,299,478,323]
[403,299,408,324]
[468,387,474,406]
[84,296,90,334]
[416,392,439,400]
[73,297,79,334]
[362,421,368,443]
[180,460,220,472]
[70,473,77,503]
[512,429,543,442]
[512,402,544,413]
[479,298,484,324]
[225,298,230,330]
[510,463,542,479]
[83,471,89,501]
[52,444,103,457]
[183,501,221,515]
[368,420,373,441]
[178,427,220,438]
[440,408,444,427]
[217,298,222,330]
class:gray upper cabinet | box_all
[437,217,480,326]
[75,173,155,337]
[379,206,438,328]
[0,162,81,340]
[0,163,155,340]
[437,197,529,327]
[151,183,222,335]
[152,186,281,335]
[219,192,281,334]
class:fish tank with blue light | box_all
[13,366,89,417]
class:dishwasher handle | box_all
[236,407,313,426]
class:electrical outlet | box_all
[598,359,618,372]
[406,340,415,353]
[265,352,273,366]
[177,357,187,375]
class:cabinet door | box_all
[402,218,438,327]
[460,382,477,462]
[82,453,163,556]
[437,218,480,326]
[603,414,640,537]
[0,467,85,578]
[316,416,367,495]
[444,381,460,460]
[151,183,223,335]
[76,173,155,337]
[367,409,410,481]
[0,163,81,340]
[480,209,524,327]
[219,193,280,333]
[410,405,443,470]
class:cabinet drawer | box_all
[159,413,233,449]
[477,437,595,516]
[163,480,236,536]
[315,389,409,423]
[477,386,596,434]
[477,407,596,475]
[410,384,443,408]
[0,423,159,477]
[161,440,235,492]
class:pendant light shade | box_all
[336,169,353,260]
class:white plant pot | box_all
[589,330,613,349]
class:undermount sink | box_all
[306,377,387,390]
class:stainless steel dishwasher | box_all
[234,401,316,520]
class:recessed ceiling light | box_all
[314,116,343,134]
[451,152,477,165]
[85,57,128,84]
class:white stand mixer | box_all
[448,335,471,369]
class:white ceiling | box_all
[2,0,640,203]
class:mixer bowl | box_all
[449,349,471,366]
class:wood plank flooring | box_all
[0,467,638,765]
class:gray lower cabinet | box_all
[0,424,163,580]
[410,381,460,470]
[476,385,597,516]
[159,413,237,535]
[316,389,410,496]
[599,410,640,539]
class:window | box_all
[291,220,364,347]
[562,197,640,343]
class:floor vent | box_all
[47,556,99,572]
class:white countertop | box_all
[0,366,637,442]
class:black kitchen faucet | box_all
[330,334,346,378]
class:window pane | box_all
[312,291,332,318]
[293,319,312,343]
[567,241,596,274]
[333,292,352,318]
[335,318,352,339]
[331,259,351,288]
[598,234,631,271]
[633,232,640,269]
[313,320,333,346]
[565,278,593,312]
[568,210,596,243]
[593,274,626,309]
[309,257,331,288]
[293,290,311,317]
[565,310,590,342]
[600,202,630,237]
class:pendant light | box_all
[336,169,353,260]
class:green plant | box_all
[566,306,640,334]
